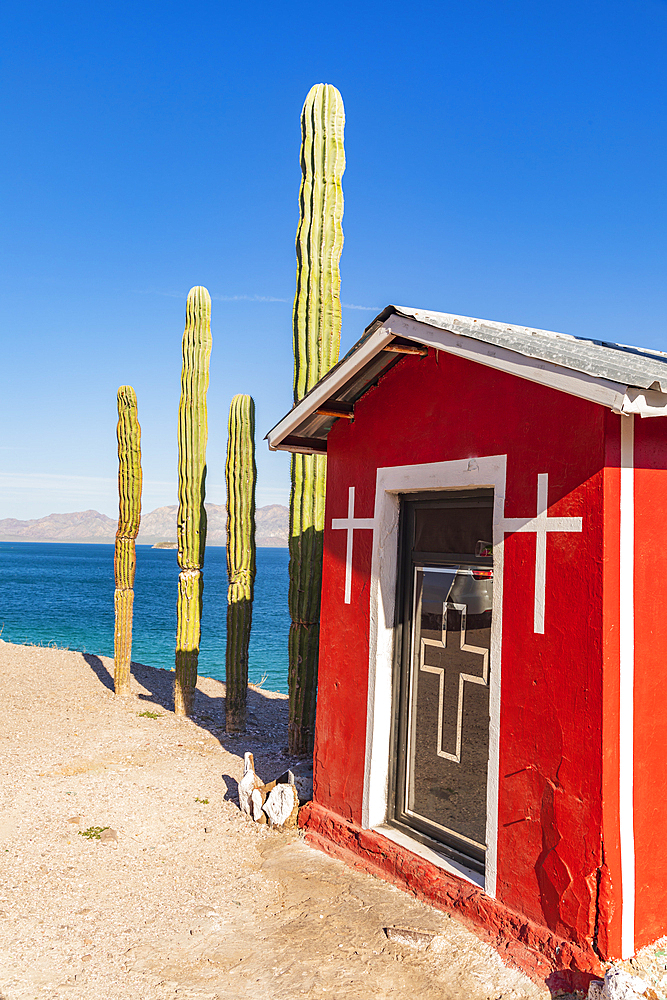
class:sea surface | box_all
[0,542,290,694]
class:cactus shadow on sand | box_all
[79,652,290,769]
[83,653,115,693]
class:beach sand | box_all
[0,639,546,999]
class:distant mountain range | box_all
[0,504,289,547]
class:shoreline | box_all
[0,638,287,700]
[0,538,288,547]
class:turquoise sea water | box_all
[0,542,290,694]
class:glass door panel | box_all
[405,565,491,853]
[392,492,493,872]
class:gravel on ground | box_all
[0,639,553,999]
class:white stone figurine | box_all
[238,752,263,816]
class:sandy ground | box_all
[0,639,555,999]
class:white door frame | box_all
[361,455,507,897]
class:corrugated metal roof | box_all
[266,305,667,453]
[385,306,667,392]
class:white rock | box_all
[251,788,265,822]
[288,762,314,802]
[587,966,649,1000]
[263,783,297,827]
[238,752,263,816]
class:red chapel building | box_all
[268,305,667,987]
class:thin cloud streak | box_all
[0,473,179,489]
[210,294,288,303]
[0,473,289,497]
[135,289,288,304]
[0,473,289,505]
[0,472,115,487]
[136,290,376,309]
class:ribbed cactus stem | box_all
[114,386,142,696]
[292,84,345,399]
[174,286,212,717]
[225,394,256,733]
[289,84,345,754]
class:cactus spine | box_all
[114,385,142,696]
[174,286,212,717]
[288,84,345,754]
[225,394,257,732]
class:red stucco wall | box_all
[315,347,609,953]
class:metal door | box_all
[392,491,493,874]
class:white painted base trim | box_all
[361,455,507,899]
[373,824,485,889]
[619,414,636,959]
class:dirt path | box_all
[0,640,546,999]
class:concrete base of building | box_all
[299,801,604,994]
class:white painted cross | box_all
[421,600,489,764]
[502,473,583,634]
[331,486,375,604]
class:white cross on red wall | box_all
[502,473,582,634]
[331,486,375,604]
[331,472,583,631]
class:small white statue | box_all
[238,752,263,816]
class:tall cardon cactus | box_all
[225,394,256,733]
[289,84,345,754]
[114,385,142,696]
[174,286,212,717]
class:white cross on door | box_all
[502,473,583,634]
[331,486,375,604]
[421,600,489,764]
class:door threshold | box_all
[373,824,485,889]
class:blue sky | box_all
[2,0,666,519]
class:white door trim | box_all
[361,455,507,898]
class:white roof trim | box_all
[620,386,667,417]
[267,313,667,451]
[387,314,627,411]
[391,313,667,417]
[267,327,394,449]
